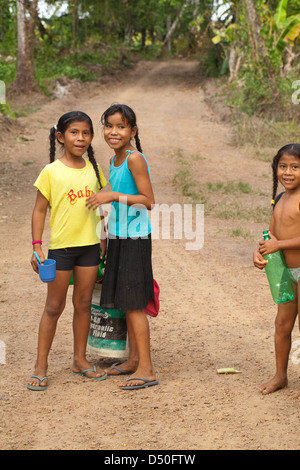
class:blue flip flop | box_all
[107,362,134,376]
[27,375,48,391]
[72,366,107,381]
[120,377,159,390]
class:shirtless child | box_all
[253,143,300,396]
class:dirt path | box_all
[1,60,300,451]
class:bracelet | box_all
[32,240,42,245]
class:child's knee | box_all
[45,300,65,318]
[73,295,92,312]
[275,316,294,335]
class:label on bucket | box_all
[88,303,127,352]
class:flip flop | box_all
[72,366,107,381]
[120,377,159,390]
[107,362,134,376]
[27,375,48,391]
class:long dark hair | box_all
[272,143,300,207]
[100,104,143,153]
[49,111,102,189]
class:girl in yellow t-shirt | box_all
[27,111,107,391]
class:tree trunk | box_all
[141,28,146,49]
[228,47,243,82]
[12,0,39,95]
[29,0,48,39]
[71,0,78,49]
[165,15,172,52]
[163,1,189,51]
[244,0,265,62]
[188,0,200,54]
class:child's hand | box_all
[86,192,114,210]
[259,232,279,256]
[100,238,107,259]
[86,192,102,210]
[31,248,45,273]
[253,247,267,269]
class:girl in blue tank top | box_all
[108,149,152,238]
[86,104,158,391]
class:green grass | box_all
[214,205,271,223]
[171,147,271,227]
[172,149,206,205]
[231,116,300,152]
[206,181,253,195]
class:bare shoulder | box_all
[274,192,300,239]
[127,151,147,171]
[280,192,300,212]
[127,150,144,160]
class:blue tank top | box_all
[108,150,152,238]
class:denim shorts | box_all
[48,244,100,271]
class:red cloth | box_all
[144,279,160,317]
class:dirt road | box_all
[1,60,300,450]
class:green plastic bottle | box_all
[262,231,294,304]
[97,256,106,280]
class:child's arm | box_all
[127,152,155,209]
[86,153,155,210]
[254,217,274,269]
[99,215,107,259]
[260,213,300,255]
[258,212,276,256]
[260,234,300,255]
[100,238,107,259]
[253,247,267,269]
[31,191,48,272]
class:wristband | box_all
[32,240,42,245]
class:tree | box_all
[11,0,39,94]
[211,0,300,116]
[212,0,300,80]
[163,1,190,50]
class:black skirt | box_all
[100,235,154,311]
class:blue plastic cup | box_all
[38,259,56,283]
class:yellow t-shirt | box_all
[34,158,107,249]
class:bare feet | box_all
[260,375,288,395]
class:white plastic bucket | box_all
[88,284,129,358]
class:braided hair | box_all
[49,111,102,189]
[271,143,300,208]
[100,104,143,153]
